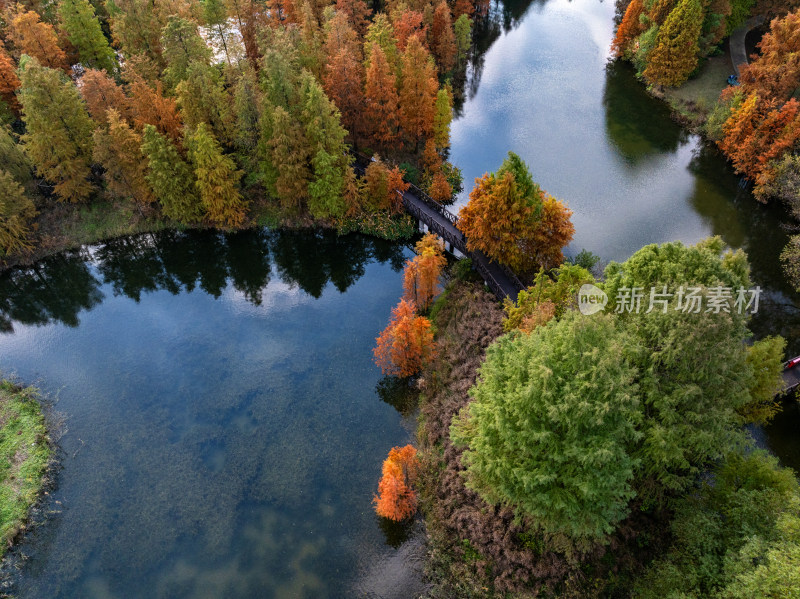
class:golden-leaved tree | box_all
[457,152,574,272]
[403,233,446,312]
[642,0,704,87]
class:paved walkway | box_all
[730,14,765,77]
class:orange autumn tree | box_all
[403,233,446,312]
[719,94,800,195]
[611,0,644,57]
[7,8,69,71]
[323,46,366,146]
[457,152,575,273]
[80,68,131,125]
[364,43,401,148]
[739,9,800,102]
[373,298,435,377]
[429,170,453,203]
[374,444,419,521]
[125,70,183,141]
[0,45,20,111]
[431,1,456,75]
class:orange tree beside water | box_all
[456,152,574,274]
[374,444,419,521]
[373,298,435,377]
[403,233,446,312]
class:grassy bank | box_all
[653,52,733,130]
[2,195,416,272]
[0,380,52,557]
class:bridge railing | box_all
[351,149,525,300]
[400,193,468,255]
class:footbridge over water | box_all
[352,154,524,302]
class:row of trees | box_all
[451,237,789,550]
[372,234,446,522]
[704,9,800,290]
[0,0,480,255]
[612,0,754,86]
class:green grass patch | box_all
[662,54,733,125]
[0,379,52,556]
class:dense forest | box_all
[408,237,799,598]
[612,0,800,291]
[0,0,489,259]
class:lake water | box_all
[0,0,798,596]
[0,230,425,598]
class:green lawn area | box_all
[0,380,52,556]
[662,53,734,125]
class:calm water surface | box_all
[1,0,799,596]
[0,230,424,598]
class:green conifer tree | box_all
[643,0,704,87]
[161,16,212,91]
[433,86,453,150]
[186,123,247,228]
[141,124,204,223]
[18,57,95,202]
[0,169,37,255]
[58,0,117,73]
[300,73,349,218]
[93,109,154,207]
[176,62,235,145]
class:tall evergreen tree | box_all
[186,123,247,227]
[58,0,118,74]
[264,105,311,210]
[300,72,349,218]
[643,0,704,87]
[0,126,34,184]
[18,58,95,202]
[231,66,263,176]
[433,86,452,150]
[105,0,165,65]
[141,124,204,222]
[365,14,399,69]
[176,61,235,145]
[93,108,154,207]
[454,14,471,69]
